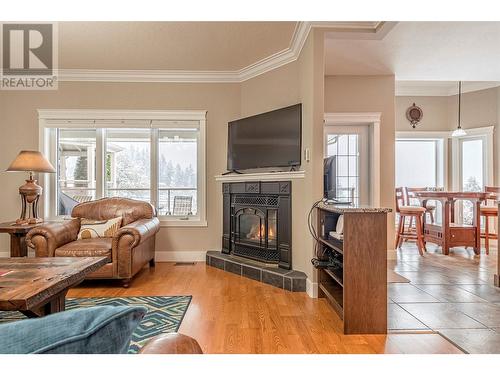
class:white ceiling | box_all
[325,22,500,81]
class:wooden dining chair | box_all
[406,187,441,225]
[395,187,427,256]
[481,186,500,255]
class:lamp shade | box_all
[6,150,55,173]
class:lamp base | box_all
[17,176,43,224]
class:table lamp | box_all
[6,150,56,224]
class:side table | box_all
[0,221,48,257]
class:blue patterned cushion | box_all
[0,306,146,354]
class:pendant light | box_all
[452,81,467,137]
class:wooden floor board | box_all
[68,261,461,354]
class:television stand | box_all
[221,169,243,175]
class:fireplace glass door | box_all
[267,209,277,249]
[237,208,265,247]
[235,207,278,250]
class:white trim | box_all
[306,278,318,298]
[57,69,241,83]
[215,170,305,182]
[396,81,500,97]
[55,22,391,84]
[155,250,207,262]
[159,219,207,227]
[324,112,382,207]
[38,109,207,226]
[38,109,207,121]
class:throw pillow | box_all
[0,306,146,354]
[78,216,122,239]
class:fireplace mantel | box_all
[215,170,305,182]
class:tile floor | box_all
[389,243,500,353]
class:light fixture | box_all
[6,150,56,224]
[452,81,467,137]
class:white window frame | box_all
[38,109,207,227]
[451,126,494,192]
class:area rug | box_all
[387,269,410,283]
[0,295,192,354]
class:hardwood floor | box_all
[68,261,461,354]
[389,242,500,354]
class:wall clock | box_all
[406,103,423,129]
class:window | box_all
[326,134,360,204]
[105,129,151,202]
[57,129,97,215]
[395,139,444,188]
[158,128,198,216]
[39,110,207,226]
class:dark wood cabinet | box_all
[316,203,390,334]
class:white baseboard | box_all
[0,250,9,258]
[306,278,318,298]
[155,250,207,262]
[387,248,397,260]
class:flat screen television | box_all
[227,103,302,171]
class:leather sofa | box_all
[26,197,160,287]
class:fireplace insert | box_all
[222,181,291,269]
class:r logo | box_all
[2,24,53,75]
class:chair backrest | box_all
[406,187,445,205]
[72,197,156,226]
[172,196,193,216]
[395,187,406,213]
[484,186,500,205]
[406,187,426,205]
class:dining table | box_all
[415,191,493,255]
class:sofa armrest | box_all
[26,219,81,257]
[139,333,203,354]
[113,217,160,249]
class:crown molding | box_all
[57,69,240,83]
[396,81,500,97]
[57,21,388,84]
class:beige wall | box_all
[396,88,498,132]
[0,82,241,254]
[396,87,499,185]
[0,32,326,284]
[238,29,325,281]
[324,75,396,248]
[396,96,450,131]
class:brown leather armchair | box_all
[26,197,160,287]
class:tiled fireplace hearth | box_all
[207,180,306,292]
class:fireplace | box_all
[222,181,291,269]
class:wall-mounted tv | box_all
[227,103,302,171]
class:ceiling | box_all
[59,22,297,71]
[325,22,500,81]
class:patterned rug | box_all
[0,296,192,354]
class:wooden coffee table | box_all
[0,257,108,317]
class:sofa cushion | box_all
[0,306,146,354]
[72,197,156,226]
[78,216,122,239]
[55,238,112,261]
